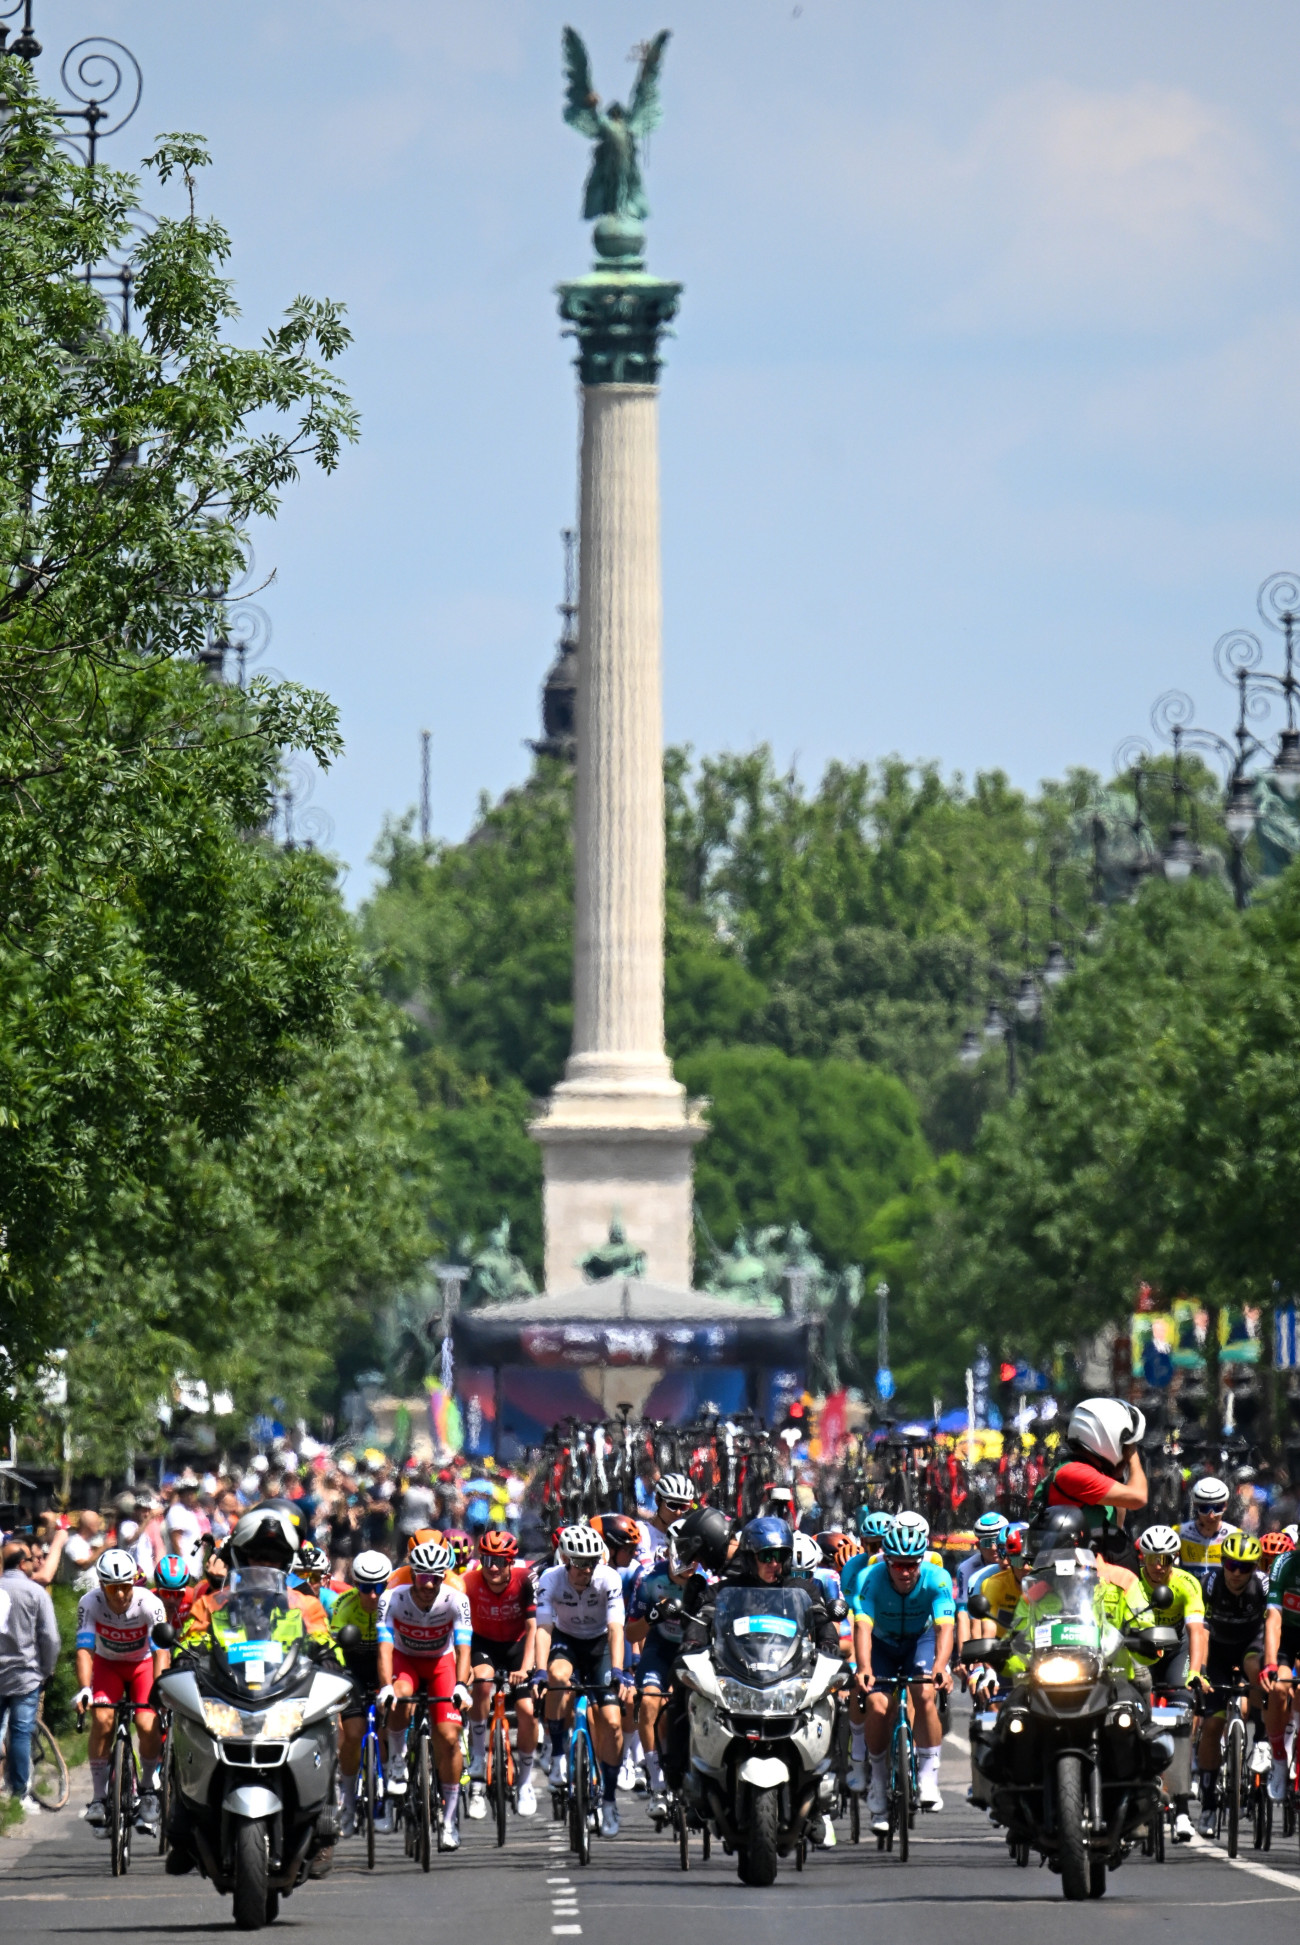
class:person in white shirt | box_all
[535,1525,632,1837]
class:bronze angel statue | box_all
[562,27,670,222]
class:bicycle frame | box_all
[359,1694,387,1871]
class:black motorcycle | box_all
[964,1555,1181,1900]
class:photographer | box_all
[1027,1397,1148,1571]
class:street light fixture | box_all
[982,1001,1008,1042]
[958,1028,982,1067]
[1042,941,1072,987]
[1271,726,1300,802]
[1223,775,1259,848]
[1161,822,1199,883]
[1014,971,1041,1022]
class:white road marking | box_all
[1186,1832,1300,1894]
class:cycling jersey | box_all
[536,1562,625,1641]
[76,1586,166,1661]
[955,1550,1002,1611]
[377,1582,472,1661]
[1177,1518,1239,1588]
[626,1554,700,1650]
[1138,1567,1204,1634]
[846,1558,955,1640]
[462,1561,536,1644]
[969,1561,1022,1635]
[330,1586,380,1646]
[1268,1547,1300,1646]
[1203,1566,1268,1656]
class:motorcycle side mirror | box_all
[151,1622,176,1650]
[1148,1583,1174,1612]
[966,1594,992,1621]
[336,1623,363,1651]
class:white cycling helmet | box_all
[96,1547,137,1585]
[408,1539,455,1576]
[791,1532,823,1573]
[351,1550,394,1588]
[558,1523,606,1563]
[1191,1476,1230,1513]
[1137,1524,1181,1558]
[1067,1397,1141,1468]
[894,1510,930,1543]
[653,1473,694,1507]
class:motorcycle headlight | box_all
[260,1701,306,1740]
[1034,1655,1090,1687]
[201,1700,248,1739]
[718,1676,807,1715]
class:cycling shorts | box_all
[339,1650,380,1721]
[546,1630,618,1703]
[90,1655,154,1710]
[868,1629,936,1687]
[470,1633,530,1679]
[1278,1629,1300,1673]
[391,1648,462,1723]
[635,1635,678,1693]
[1203,1637,1261,1708]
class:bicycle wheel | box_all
[1226,1722,1242,1859]
[571,1736,592,1867]
[492,1717,509,1847]
[157,1735,171,1855]
[109,1735,131,1878]
[894,1725,911,1864]
[415,1731,433,1873]
[849,1792,860,1843]
[702,1823,711,1862]
[363,1734,378,1871]
[29,1719,69,1812]
[677,1797,690,1871]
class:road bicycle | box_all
[547,1682,603,1866]
[155,1704,173,1855]
[0,1693,69,1812]
[399,1682,444,1872]
[870,1666,941,1862]
[78,1693,142,1877]
[358,1691,388,1870]
[1207,1678,1255,1860]
[482,1668,517,1847]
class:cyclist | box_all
[536,1523,632,1837]
[299,1541,341,1615]
[1258,1530,1300,1804]
[462,1530,541,1819]
[625,1522,702,1814]
[443,1530,473,1578]
[591,1513,649,1790]
[376,1538,474,1851]
[966,1524,1029,1643]
[1135,1523,1206,1842]
[74,1548,168,1835]
[1179,1477,1238,1590]
[1189,1530,1268,1836]
[636,1473,696,1568]
[954,1513,1008,1660]
[330,1549,392,1837]
[850,1520,955,1828]
[152,1553,197,1633]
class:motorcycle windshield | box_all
[205,1568,304,1697]
[714,1585,812,1688]
[1021,1552,1107,1656]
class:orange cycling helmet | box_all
[478,1530,519,1560]
[1262,1531,1295,1560]
[591,1513,641,1555]
[405,1526,442,1556]
[828,1534,862,1571]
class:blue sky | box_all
[33,1,1300,896]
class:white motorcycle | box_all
[677,1584,847,1883]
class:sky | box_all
[29,1,1300,897]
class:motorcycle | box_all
[677,1583,847,1884]
[964,1555,1181,1899]
[153,1568,351,1930]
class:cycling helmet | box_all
[1004,1523,1028,1559]
[791,1532,823,1576]
[857,1509,896,1547]
[1137,1524,1181,1559]
[590,1513,641,1555]
[1287,1524,1300,1547]
[443,1529,472,1572]
[828,1534,862,1571]
[299,1541,330,1575]
[408,1539,455,1577]
[673,1505,731,1574]
[155,1553,193,1592]
[478,1529,519,1560]
[653,1473,695,1508]
[1220,1531,1262,1567]
[1190,1476,1230,1513]
[351,1550,394,1588]
[405,1526,442,1555]
[1261,1531,1294,1560]
[558,1524,606,1564]
[894,1510,931,1544]
[1067,1397,1142,1468]
[739,1516,793,1569]
[96,1547,137,1585]
[230,1507,298,1568]
[973,1511,1009,1543]
[881,1522,928,1561]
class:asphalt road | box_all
[6,1732,1300,1944]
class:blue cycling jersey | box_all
[954,1549,1001,1612]
[845,1557,955,1639]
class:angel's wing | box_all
[562,26,601,138]
[628,29,670,136]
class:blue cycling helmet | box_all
[740,1516,793,1566]
[857,1509,896,1545]
[881,1521,929,1560]
[974,1512,1009,1541]
[155,1553,192,1592]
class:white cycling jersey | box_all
[536,1562,625,1641]
[377,1582,471,1661]
[75,1585,166,1662]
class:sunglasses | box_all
[888,1559,922,1573]
[1223,1560,1254,1573]
[412,1572,444,1589]
[1143,1555,1176,1572]
[754,1549,788,1565]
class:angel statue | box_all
[563,27,670,224]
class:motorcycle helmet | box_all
[1220,1531,1262,1568]
[1190,1476,1230,1515]
[1067,1397,1142,1468]
[1137,1524,1181,1559]
[408,1538,455,1577]
[96,1547,137,1585]
[351,1550,394,1588]
[790,1532,823,1576]
[558,1524,606,1565]
[155,1553,193,1592]
[1028,1504,1085,1561]
[673,1505,731,1574]
[739,1516,793,1572]
[230,1506,298,1569]
[881,1522,928,1561]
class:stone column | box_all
[531,252,705,1292]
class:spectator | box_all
[26,1517,66,1589]
[0,1540,61,1816]
[164,1480,204,1565]
[210,1488,242,1545]
[60,1510,105,1587]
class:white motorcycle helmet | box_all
[1066,1397,1144,1468]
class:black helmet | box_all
[674,1506,730,1574]
[230,1507,298,1569]
[1028,1505,1085,1561]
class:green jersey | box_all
[1267,1549,1300,1643]
[330,1586,380,1647]
[1138,1567,1204,1635]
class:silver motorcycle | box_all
[678,1584,847,1883]
[155,1567,350,1930]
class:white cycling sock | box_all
[624,1730,642,1765]
[850,1725,867,1763]
[142,1764,159,1793]
[517,1753,535,1789]
[387,1729,405,1770]
[917,1744,942,1782]
[468,1720,488,1769]
[90,1760,108,1802]
[442,1783,460,1826]
[645,1749,664,1792]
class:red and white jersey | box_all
[462,1562,536,1644]
[377,1582,471,1661]
[75,1585,166,1663]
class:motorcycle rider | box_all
[180,1509,335,1652]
